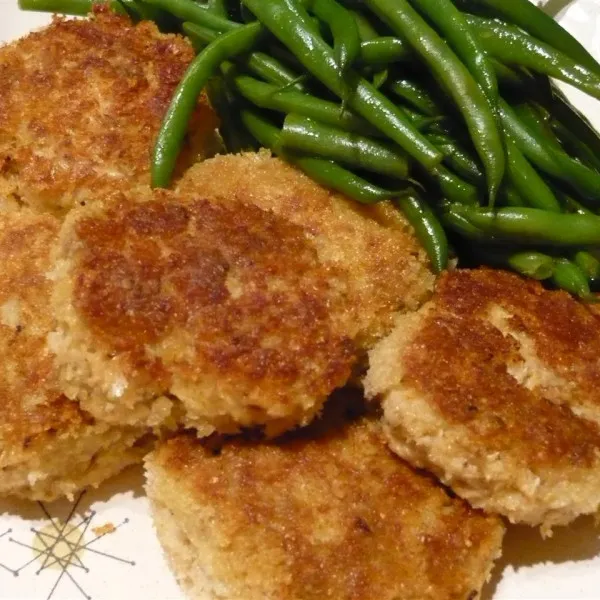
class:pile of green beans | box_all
[20,0,600,297]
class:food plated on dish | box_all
[1,0,600,598]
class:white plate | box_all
[1,2,600,599]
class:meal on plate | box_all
[1,0,600,597]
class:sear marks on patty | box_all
[145,402,504,600]
[366,268,600,532]
[52,188,358,436]
[0,7,219,215]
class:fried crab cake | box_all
[176,151,435,349]
[145,410,504,600]
[365,268,600,532]
[0,210,149,501]
[0,7,219,215]
[50,188,360,436]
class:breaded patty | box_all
[0,210,149,501]
[177,151,435,349]
[365,268,600,532]
[145,406,504,600]
[0,7,219,215]
[51,189,358,436]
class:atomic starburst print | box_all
[0,493,136,600]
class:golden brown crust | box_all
[0,210,147,500]
[54,189,356,433]
[147,412,504,600]
[403,304,600,469]
[367,268,600,528]
[433,269,600,410]
[0,8,218,214]
[177,152,435,348]
[0,211,81,439]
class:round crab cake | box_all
[51,188,360,436]
[145,408,504,600]
[365,268,600,532]
[0,209,149,501]
[0,7,219,215]
[176,151,436,349]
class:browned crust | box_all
[177,152,435,347]
[0,210,88,441]
[0,8,218,214]
[434,268,600,404]
[402,269,600,468]
[62,189,356,428]
[149,414,503,600]
[0,210,149,501]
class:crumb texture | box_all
[53,189,357,435]
[0,209,148,501]
[146,413,504,600]
[366,268,600,530]
[0,8,219,215]
[177,151,435,348]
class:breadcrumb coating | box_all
[146,406,504,600]
[0,8,219,215]
[0,209,149,501]
[51,189,357,436]
[366,268,600,532]
[177,151,435,349]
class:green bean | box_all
[206,0,227,17]
[548,89,600,171]
[301,0,361,73]
[551,119,600,174]
[447,205,600,246]
[552,259,592,298]
[499,100,558,170]
[19,0,93,14]
[473,246,553,278]
[372,68,388,90]
[499,184,527,208]
[152,22,263,188]
[427,133,483,185]
[508,251,554,280]
[182,21,218,47]
[144,0,238,32]
[280,114,409,179]
[499,100,600,204]
[183,23,308,92]
[574,251,600,283]
[457,0,600,75]
[387,78,442,117]
[466,15,600,102]
[242,0,442,170]
[493,59,528,88]
[360,38,410,65]
[505,136,561,212]
[427,165,480,206]
[396,192,448,273]
[205,77,255,153]
[350,9,380,41]
[109,0,128,15]
[290,157,397,204]
[553,187,593,215]
[411,0,498,103]
[403,109,440,131]
[116,0,143,20]
[240,109,396,204]
[119,0,171,23]
[441,209,490,241]
[517,103,600,205]
[364,0,504,202]
[225,69,377,135]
